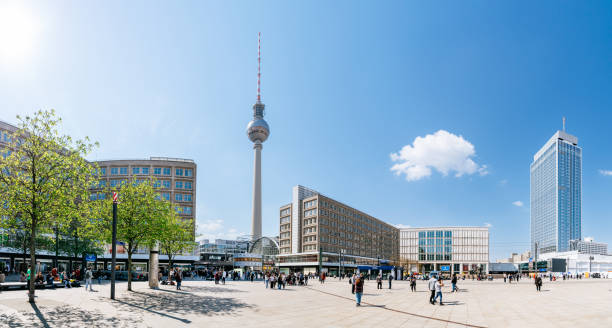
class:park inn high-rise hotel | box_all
[531,130,581,255]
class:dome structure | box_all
[249,236,279,256]
[246,118,270,143]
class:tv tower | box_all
[246,32,269,240]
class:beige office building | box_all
[400,227,489,275]
[277,185,399,275]
[93,158,197,237]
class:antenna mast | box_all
[257,32,261,103]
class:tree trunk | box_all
[127,247,132,291]
[28,216,36,303]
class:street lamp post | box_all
[589,256,594,274]
[110,192,118,300]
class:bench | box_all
[0,280,75,291]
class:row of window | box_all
[175,206,192,215]
[280,216,290,224]
[90,192,192,203]
[280,208,291,216]
[102,167,193,177]
[304,199,317,209]
[303,245,317,251]
[303,235,317,243]
[304,227,316,234]
[304,209,317,217]
[320,200,395,233]
[418,230,453,238]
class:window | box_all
[175,168,183,176]
[119,167,128,175]
[142,167,149,175]
[98,180,107,188]
[184,181,192,190]
[89,194,97,201]
[183,206,192,215]
[132,167,140,174]
[153,180,161,188]
[110,179,121,187]
[163,168,171,175]
[175,194,183,201]
[162,180,171,189]
[100,168,106,176]
[161,192,170,200]
[175,181,183,189]
[111,168,118,175]
[184,194,192,202]
[185,169,192,177]
[154,168,162,175]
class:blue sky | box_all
[0,1,610,260]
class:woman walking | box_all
[410,275,416,292]
[355,274,364,306]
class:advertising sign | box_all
[441,265,450,271]
[85,254,97,262]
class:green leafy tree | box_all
[0,110,98,303]
[96,179,167,291]
[159,210,195,270]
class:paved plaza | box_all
[1,278,611,327]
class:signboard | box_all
[85,254,97,262]
[529,257,533,262]
[538,268,546,272]
[440,265,450,272]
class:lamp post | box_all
[589,256,594,274]
[110,192,118,300]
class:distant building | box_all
[531,130,582,255]
[569,238,608,255]
[497,250,531,264]
[400,227,489,275]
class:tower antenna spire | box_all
[563,117,566,131]
[257,32,261,103]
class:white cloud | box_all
[196,219,246,242]
[390,130,487,181]
[394,224,411,229]
[484,222,493,228]
[512,201,524,207]
[599,169,612,176]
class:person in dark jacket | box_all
[175,268,183,290]
[535,275,542,291]
[410,275,416,292]
[388,274,393,289]
[376,274,382,289]
[355,274,364,306]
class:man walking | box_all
[376,274,382,289]
[410,275,416,292]
[175,268,182,290]
[428,275,437,304]
[85,266,93,292]
[222,270,226,285]
[535,275,542,292]
[433,277,444,306]
[451,273,458,293]
[388,273,393,289]
[354,273,364,306]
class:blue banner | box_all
[85,254,97,262]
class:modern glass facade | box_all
[531,131,581,255]
[401,227,489,274]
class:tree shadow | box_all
[179,285,245,294]
[0,304,142,328]
[111,289,253,323]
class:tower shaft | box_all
[251,142,263,240]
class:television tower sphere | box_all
[246,117,269,143]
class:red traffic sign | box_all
[112,192,118,203]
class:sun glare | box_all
[0,3,39,65]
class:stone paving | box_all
[1,277,611,327]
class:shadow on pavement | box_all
[180,285,245,293]
[111,289,253,323]
[0,303,141,328]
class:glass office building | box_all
[400,227,489,275]
[531,130,581,255]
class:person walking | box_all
[222,270,226,285]
[428,275,437,304]
[376,274,382,289]
[264,272,270,288]
[451,274,458,293]
[175,268,183,290]
[388,273,393,289]
[354,274,364,306]
[410,275,416,292]
[433,277,444,305]
[535,275,542,292]
[85,267,93,291]
[351,274,356,294]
